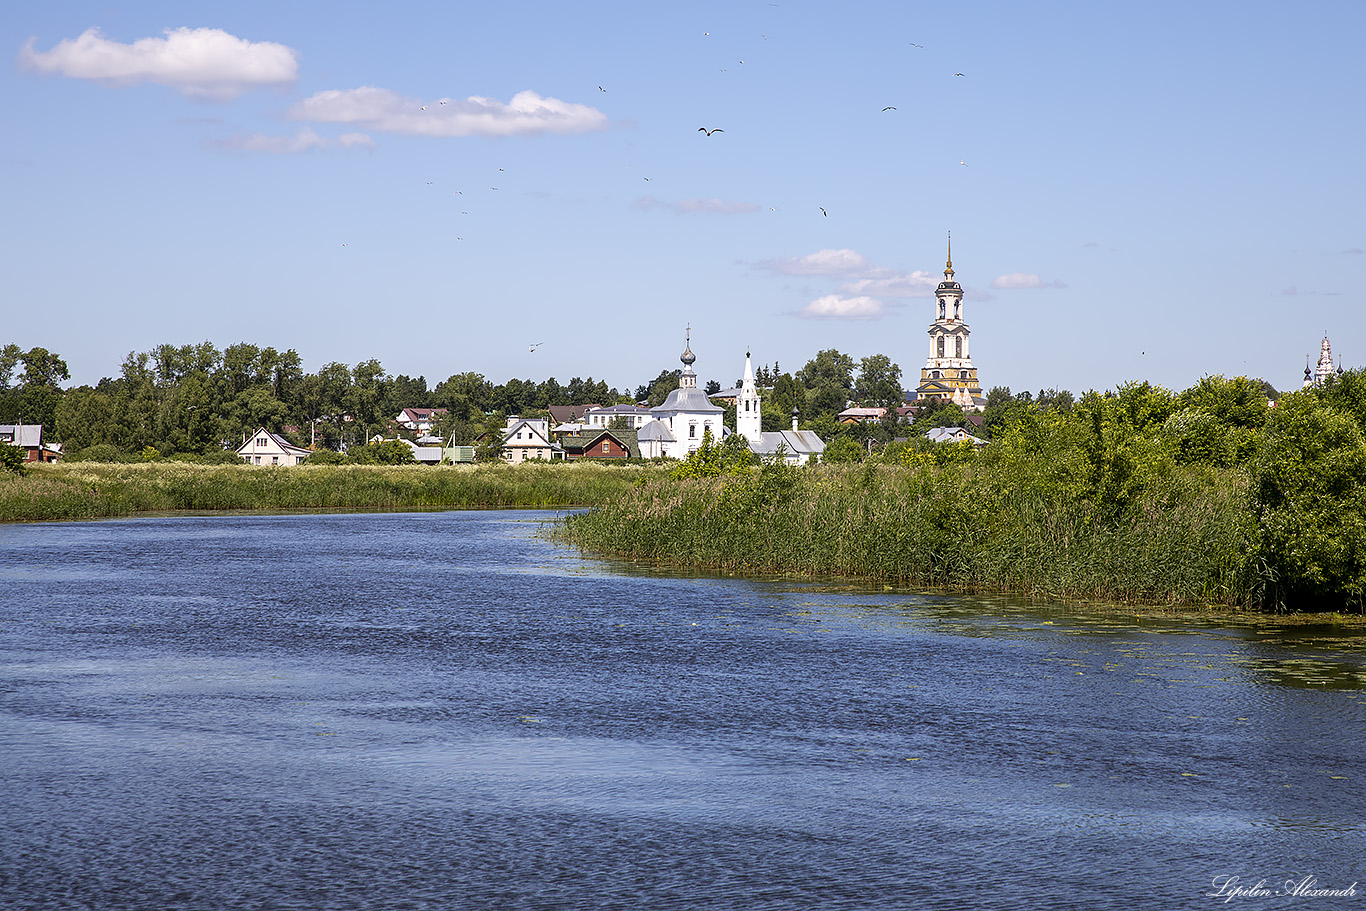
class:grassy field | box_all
[0,461,664,522]
[557,460,1259,608]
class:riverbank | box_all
[556,460,1266,610]
[0,461,663,522]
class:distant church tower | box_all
[915,234,982,408]
[737,349,762,440]
[1303,334,1344,389]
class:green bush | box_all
[66,443,138,463]
[0,444,25,474]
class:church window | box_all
[937,337,945,357]
[690,424,696,438]
[955,337,963,358]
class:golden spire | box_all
[944,231,954,278]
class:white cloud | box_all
[759,248,892,278]
[18,27,298,100]
[634,196,757,215]
[990,272,1067,289]
[836,270,939,298]
[287,87,607,137]
[208,128,375,154]
[798,295,887,319]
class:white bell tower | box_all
[737,349,762,441]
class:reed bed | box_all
[0,461,663,522]
[557,461,1256,607]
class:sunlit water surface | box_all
[1,511,1363,910]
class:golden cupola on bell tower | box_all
[914,233,982,409]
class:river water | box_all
[1,510,1363,910]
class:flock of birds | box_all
[338,27,974,356]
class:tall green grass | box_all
[0,461,663,522]
[557,461,1256,607]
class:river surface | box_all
[1,510,1363,910]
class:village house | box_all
[496,418,561,462]
[835,406,886,424]
[237,428,311,466]
[583,404,654,429]
[394,408,448,434]
[0,424,60,463]
[558,428,642,460]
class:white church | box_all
[636,331,728,460]
[636,330,825,465]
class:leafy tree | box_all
[1252,392,1366,611]
[796,349,855,420]
[1314,368,1366,431]
[476,412,508,462]
[346,358,391,430]
[704,379,721,395]
[349,439,415,465]
[981,386,1034,439]
[636,369,681,406]
[1035,388,1075,413]
[821,434,863,463]
[434,372,493,418]
[0,344,23,391]
[854,354,903,410]
[0,442,25,473]
[670,427,753,478]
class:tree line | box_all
[0,340,965,457]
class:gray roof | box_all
[654,386,723,415]
[637,420,676,442]
[589,404,653,415]
[744,430,825,457]
[0,425,43,448]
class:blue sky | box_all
[4,1,1362,395]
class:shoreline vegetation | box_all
[0,461,662,523]
[557,375,1366,614]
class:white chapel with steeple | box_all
[735,349,825,465]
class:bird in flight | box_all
[420,105,427,110]
[529,342,544,352]
[959,160,968,166]
[882,106,897,111]
[698,127,724,136]
[439,100,447,105]
[598,86,606,92]
[954,73,965,77]
[819,207,827,217]
[910,43,923,48]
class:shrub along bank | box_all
[560,376,1366,612]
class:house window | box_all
[254,456,261,464]
[272,456,279,464]
[602,442,610,453]
[257,437,268,446]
